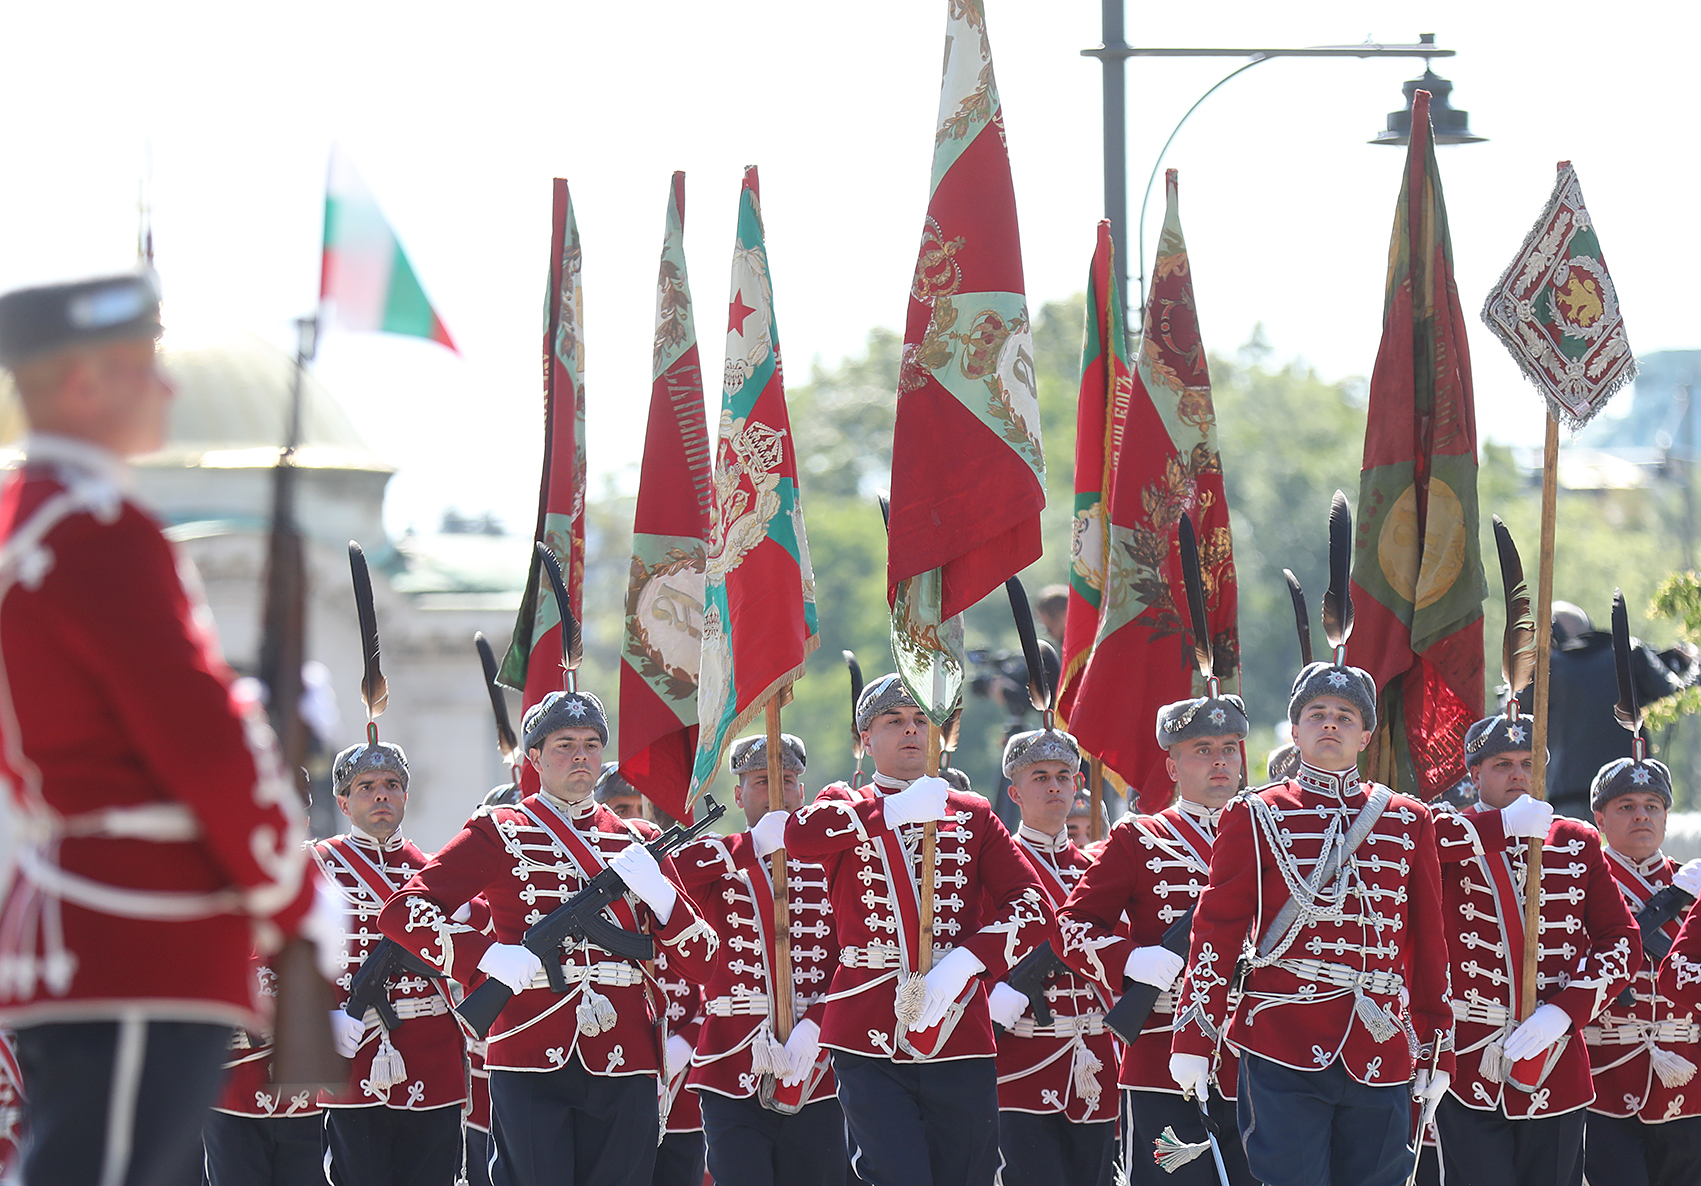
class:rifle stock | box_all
[1104,906,1194,1044]
[344,937,445,1031]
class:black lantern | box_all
[1371,67,1486,146]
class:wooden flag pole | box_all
[1089,757,1106,843]
[920,724,942,973]
[764,697,794,1041]
[1520,414,1561,1021]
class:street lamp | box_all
[1083,22,1484,314]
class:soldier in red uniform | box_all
[652,938,706,1186]
[784,674,1054,1186]
[675,733,846,1186]
[1170,660,1455,1186]
[1583,754,1701,1186]
[377,689,718,1186]
[0,274,335,1186]
[1652,880,1701,1181]
[1428,713,1639,1186]
[203,957,324,1186]
[983,726,1117,1186]
[314,741,472,1185]
[1058,692,1256,1186]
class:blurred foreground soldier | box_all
[1059,692,1255,1186]
[784,674,1054,1186]
[1170,660,1454,1186]
[0,274,335,1185]
[1428,714,1637,1186]
[313,742,470,1186]
[1583,756,1701,1186]
[983,728,1116,1186]
[377,690,718,1186]
[674,733,846,1186]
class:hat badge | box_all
[1326,670,1350,688]
[1631,764,1652,785]
[1507,724,1527,744]
[1209,707,1226,725]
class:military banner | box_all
[621,173,714,823]
[689,166,819,802]
[1350,90,1486,800]
[1067,172,1238,812]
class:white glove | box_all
[300,877,350,983]
[987,981,1030,1028]
[1500,794,1554,840]
[477,943,544,994]
[451,901,474,923]
[883,776,952,828]
[1125,945,1186,991]
[751,810,790,859]
[916,946,985,1031]
[1412,1069,1451,1105]
[1503,1002,1572,1063]
[781,1018,822,1086]
[1674,858,1701,898]
[664,1033,694,1080]
[328,1009,366,1059]
[610,842,679,925]
[1169,1052,1211,1099]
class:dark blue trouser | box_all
[1237,1053,1413,1186]
[698,1090,849,1186]
[1123,1087,1259,1186]
[488,1058,658,1186]
[15,1019,229,1186]
[1584,1110,1701,1186]
[831,1051,999,1186]
[465,1127,493,1186]
[201,1111,322,1186]
[652,1130,705,1186]
[996,1109,1115,1186]
[1434,1094,1583,1186]
[323,1103,460,1186]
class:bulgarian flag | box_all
[319,152,456,351]
[501,179,589,783]
[1350,90,1485,800]
[1057,221,1132,723]
[1068,172,1238,813]
[688,167,819,803]
[621,173,714,822]
[886,0,1045,629]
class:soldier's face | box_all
[74,339,175,457]
[735,769,802,830]
[602,794,643,820]
[1473,751,1534,809]
[1167,734,1243,810]
[864,706,930,780]
[1292,696,1370,770]
[1595,791,1668,862]
[340,770,406,839]
[528,727,604,801]
[1008,761,1075,837]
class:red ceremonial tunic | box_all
[675,829,838,1105]
[1431,804,1637,1118]
[783,780,1054,1062]
[993,825,1116,1122]
[0,437,314,1030]
[213,958,321,1120]
[1059,802,1241,1098]
[313,831,469,1110]
[1171,766,1455,1087]
[656,941,705,1133]
[377,792,717,1077]
[1586,847,1700,1123]
[1654,902,1701,1109]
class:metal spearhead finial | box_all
[1611,589,1645,759]
[1178,514,1216,695]
[348,541,388,728]
[1282,569,1314,667]
[535,541,581,692]
[475,632,519,764]
[1492,516,1537,719]
[1320,491,1354,661]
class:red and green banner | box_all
[502,179,589,768]
[621,173,713,823]
[689,167,820,803]
[1350,90,1485,800]
[1068,172,1238,813]
[319,152,456,352]
[1057,220,1132,723]
[886,0,1045,635]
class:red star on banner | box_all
[727,289,756,336]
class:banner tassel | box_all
[1152,1127,1211,1172]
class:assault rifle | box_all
[1635,882,1695,964]
[457,795,726,1038]
[1105,905,1195,1044]
[998,940,1067,1033]
[344,938,445,1032]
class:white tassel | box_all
[369,1032,407,1090]
[747,1021,788,1077]
[576,988,618,1037]
[1479,1038,1507,1084]
[895,972,928,1030]
[1071,1038,1104,1103]
[1152,1127,1211,1173]
[1353,990,1399,1044]
[1651,1044,1698,1089]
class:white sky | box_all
[3,1,1696,538]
